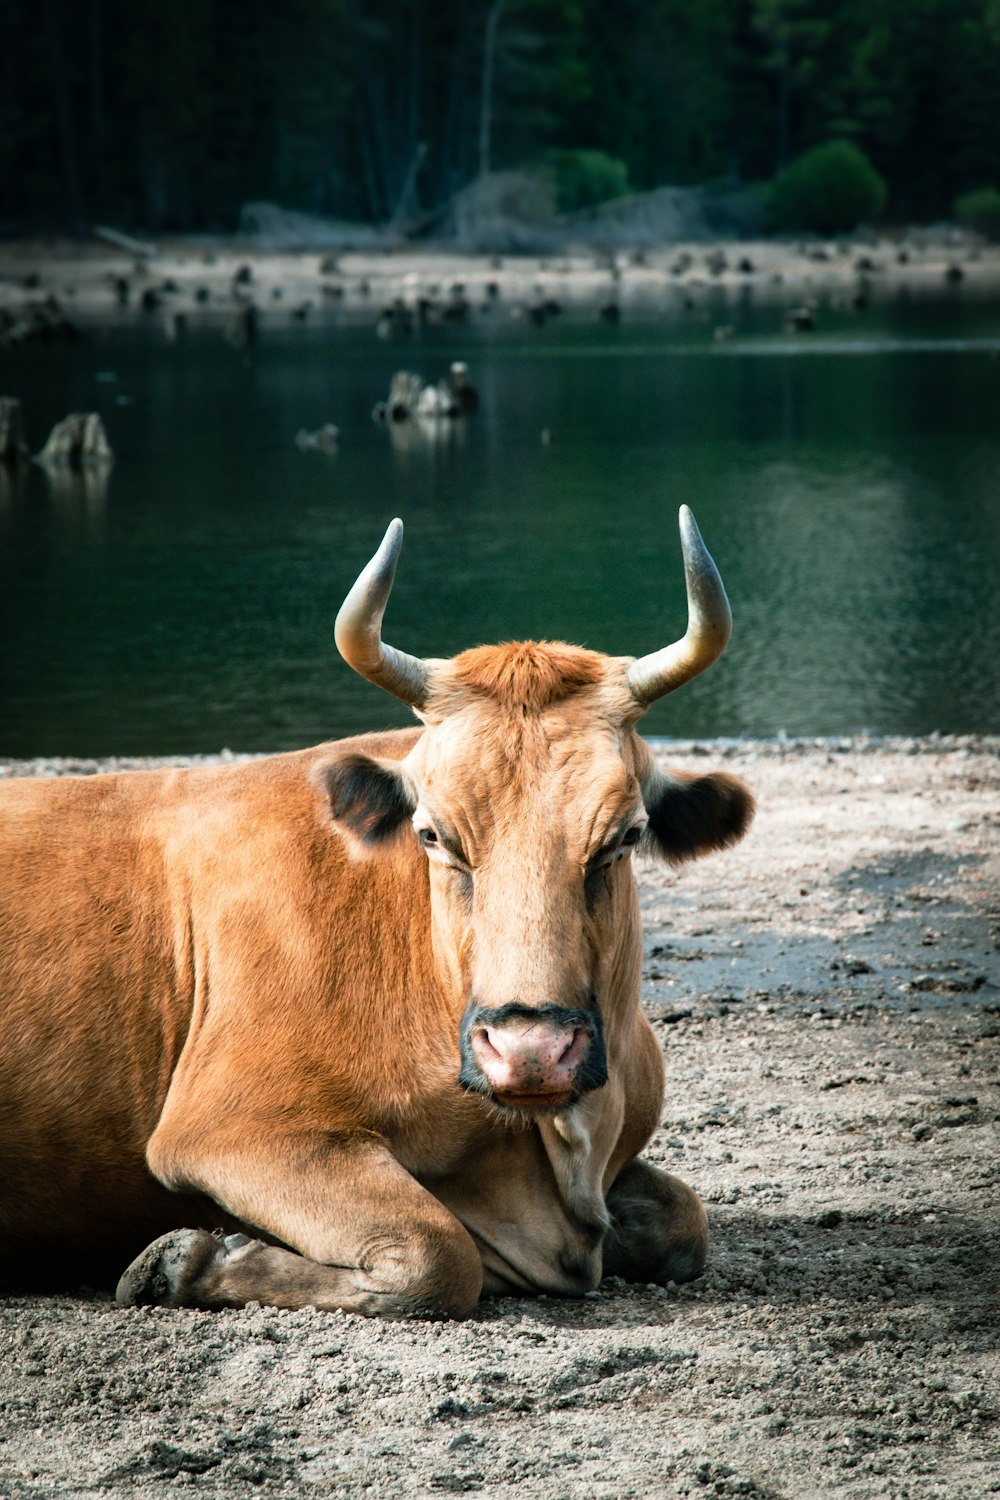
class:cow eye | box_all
[418,828,438,848]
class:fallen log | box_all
[93,225,158,259]
[0,397,30,467]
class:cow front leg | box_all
[117,1133,482,1320]
[603,1157,709,1286]
[117,1225,477,1319]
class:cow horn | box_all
[627,506,732,705]
[335,518,431,707]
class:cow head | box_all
[323,512,753,1117]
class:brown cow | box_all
[0,509,753,1318]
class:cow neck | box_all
[537,1096,617,1238]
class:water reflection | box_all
[40,462,111,519]
[386,412,471,462]
[0,464,27,515]
[0,458,108,535]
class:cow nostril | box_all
[474,1026,503,1063]
[559,1028,588,1066]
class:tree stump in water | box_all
[36,413,114,470]
[0,397,30,467]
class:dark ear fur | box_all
[314,753,415,845]
[641,769,754,866]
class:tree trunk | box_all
[409,0,422,172]
[347,0,391,220]
[775,61,790,175]
[439,9,472,202]
[43,0,85,233]
[88,0,107,215]
[478,0,504,179]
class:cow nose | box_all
[469,1019,590,1099]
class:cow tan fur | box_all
[1,544,753,1319]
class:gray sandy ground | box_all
[1,736,997,1498]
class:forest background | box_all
[5,0,1000,240]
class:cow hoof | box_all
[116,1228,217,1309]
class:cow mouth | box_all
[490,1086,576,1113]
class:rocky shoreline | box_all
[2,234,1000,347]
[2,730,995,778]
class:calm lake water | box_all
[2,291,1000,756]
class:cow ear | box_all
[314,753,416,845]
[640,766,754,866]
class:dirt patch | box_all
[1,736,998,1498]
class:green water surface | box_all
[2,294,999,755]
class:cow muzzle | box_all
[458,1001,608,1112]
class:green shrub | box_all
[953,187,1000,241]
[768,141,886,236]
[547,149,630,213]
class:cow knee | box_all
[361,1222,483,1319]
[604,1159,709,1286]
